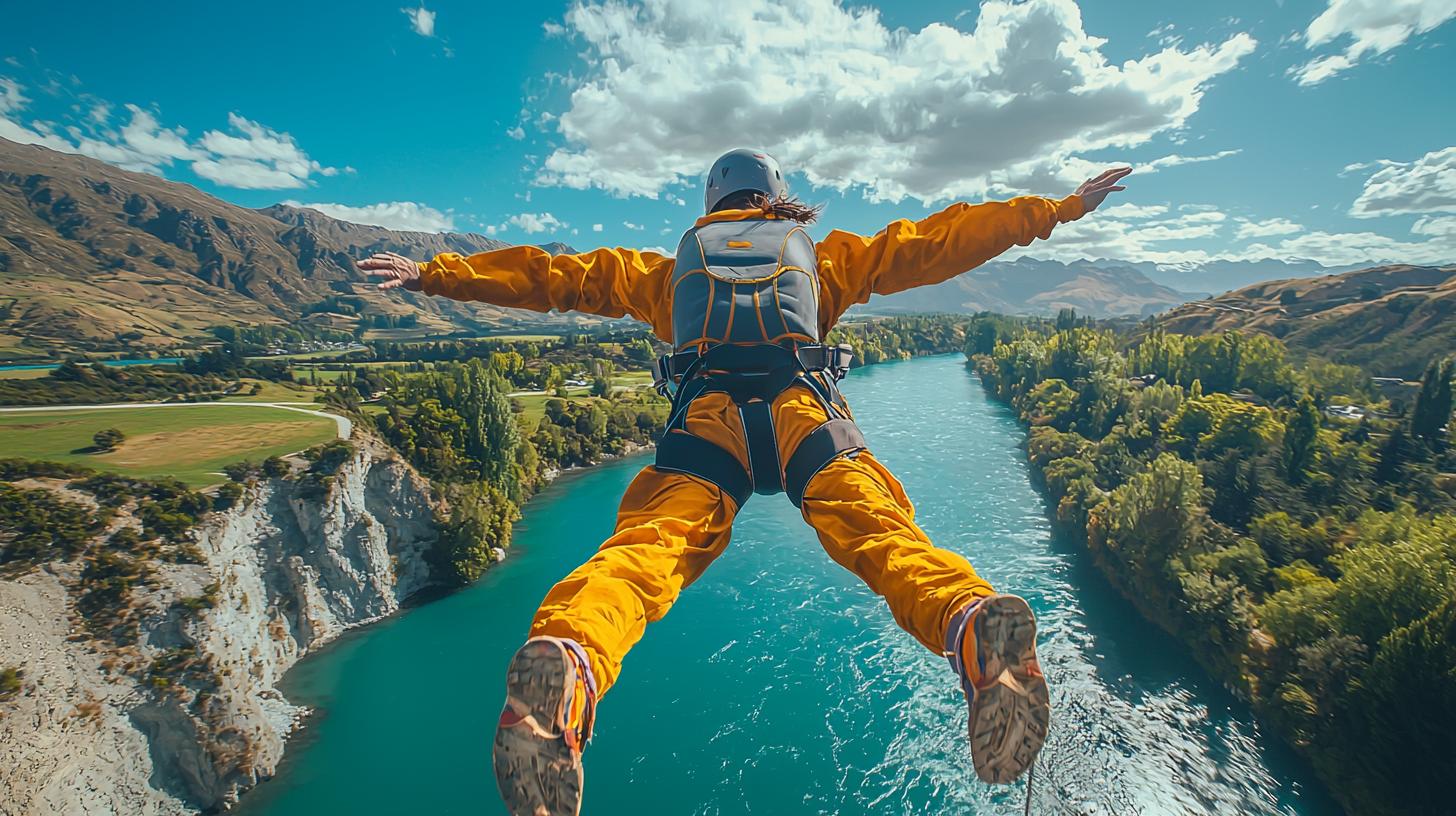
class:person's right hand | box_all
[357,252,423,291]
[1074,167,1132,212]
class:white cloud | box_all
[623,221,643,230]
[1235,217,1302,239]
[402,5,437,37]
[117,105,200,164]
[284,200,456,232]
[1013,202,1451,267]
[1100,203,1168,219]
[592,223,604,232]
[195,113,336,189]
[506,125,525,140]
[1,91,201,175]
[1412,216,1456,239]
[1242,229,1453,266]
[192,159,307,189]
[1,78,337,189]
[1349,146,1456,217]
[536,0,1256,204]
[0,77,27,115]
[500,212,566,234]
[1142,150,1242,172]
[1292,0,1456,85]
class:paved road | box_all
[0,401,352,439]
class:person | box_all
[361,150,1130,816]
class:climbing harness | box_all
[650,213,866,508]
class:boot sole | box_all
[966,594,1050,784]
[493,639,585,816]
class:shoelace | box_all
[560,638,599,744]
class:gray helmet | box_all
[704,148,787,213]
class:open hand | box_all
[1075,168,1132,212]
[357,252,422,291]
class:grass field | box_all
[0,368,53,380]
[0,405,339,486]
[221,379,322,402]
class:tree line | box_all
[972,318,1454,815]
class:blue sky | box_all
[2,0,1453,269]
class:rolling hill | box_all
[0,139,615,361]
[1154,263,1456,378]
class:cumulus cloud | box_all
[592,223,604,232]
[1412,215,1456,238]
[1242,228,1453,266]
[1142,150,1242,172]
[402,5,437,37]
[1291,0,1456,85]
[0,77,27,115]
[490,212,566,235]
[284,200,456,232]
[0,78,338,189]
[506,125,525,140]
[1235,217,1302,239]
[1349,146,1456,217]
[1001,205,1229,264]
[536,0,1256,204]
[1009,198,1451,267]
[194,113,339,189]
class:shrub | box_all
[92,428,126,451]
[214,481,245,510]
[0,666,22,703]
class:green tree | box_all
[261,456,290,478]
[1284,396,1320,483]
[92,428,125,452]
[1410,358,1453,445]
[591,374,612,398]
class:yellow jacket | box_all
[416,194,1087,339]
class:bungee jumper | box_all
[361,150,1130,816]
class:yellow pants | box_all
[529,384,994,694]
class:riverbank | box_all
[969,322,1453,816]
[0,437,444,813]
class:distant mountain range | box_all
[1129,257,1373,296]
[1,137,1423,359]
[861,256,1191,318]
[857,255,1385,319]
[1155,263,1456,379]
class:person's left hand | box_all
[1074,168,1132,212]
[357,252,422,291]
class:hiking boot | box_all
[493,636,598,816]
[945,594,1050,784]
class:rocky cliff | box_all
[0,438,442,814]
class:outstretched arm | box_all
[359,246,677,337]
[814,168,1131,327]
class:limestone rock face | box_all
[0,438,442,814]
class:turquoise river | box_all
[238,354,1340,816]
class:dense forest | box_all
[971,314,1454,815]
[353,358,670,584]
[0,347,293,405]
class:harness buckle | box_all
[831,344,855,380]
[651,354,673,397]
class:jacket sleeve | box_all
[416,246,677,339]
[813,194,1086,328]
